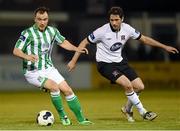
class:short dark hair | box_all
[34,6,49,16]
[108,7,124,19]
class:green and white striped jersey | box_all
[15,24,65,73]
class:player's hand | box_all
[67,60,76,72]
[26,55,39,63]
[165,46,179,54]
[76,47,89,54]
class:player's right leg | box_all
[131,78,157,121]
[24,70,71,126]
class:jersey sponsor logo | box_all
[89,33,95,40]
[110,42,123,51]
[19,35,26,41]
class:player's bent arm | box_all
[139,35,179,54]
[67,38,89,72]
[71,38,89,63]
[13,48,38,62]
[13,48,29,60]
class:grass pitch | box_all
[0,88,179,130]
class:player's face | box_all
[109,15,122,31]
[35,12,49,32]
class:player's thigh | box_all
[46,67,65,85]
[121,64,138,81]
[24,71,46,87]
[97,62,123,83]
[46,67,73,95]
[43,78,59,92]
[131,77,145,92]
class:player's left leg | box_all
[121,66,144,121]
[44,79,72,126]
[127,77,157,121]
[47,67,93,125]
[58,81,93,125]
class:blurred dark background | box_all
[0,0,179,12]
[0,0,180,62]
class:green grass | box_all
[0,88,179,130]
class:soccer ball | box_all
[36,110,54,126]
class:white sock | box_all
[126,92,139,113]
[126,91,146,115]
[65,93,76,101]
[126,100,133,113]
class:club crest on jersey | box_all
[121,35,125,40]
[89,33,95,40]
[112,70,119,77]
[110,42,122,51]
[19,35,26,41]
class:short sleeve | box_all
[87,27,104,44]
[54,28,65,44]
[15,30,30,50]
[127,24,141,40]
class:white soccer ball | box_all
[36,110,54,126]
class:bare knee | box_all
[116,75,134,92]
[138,83,145,91]
[124,83,134,92]
[118,79,134,92]
[134,83,145,92]
[58,81,74,96]
[131,78,145,92]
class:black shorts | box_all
[97,59,138,83]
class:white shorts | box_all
[24,67,65,88]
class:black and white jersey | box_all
[87,23,141,63]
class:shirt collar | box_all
[33,24,38,30]
[33,24,47,32]
[109,23,120,32]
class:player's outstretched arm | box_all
[139,35,179,54]
[67,38,89,72]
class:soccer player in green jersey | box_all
[13,6,93,126]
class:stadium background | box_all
[0,0,179,90]
[0,0,180,130]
